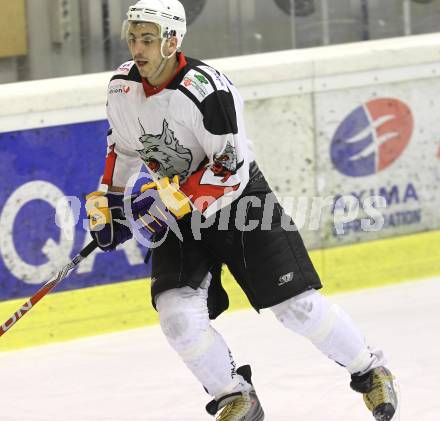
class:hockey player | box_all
[85,1,398,420]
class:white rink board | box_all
[315,79,440,246]
[244,94,319,248]
[0,277,439,421]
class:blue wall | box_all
[0,121,149,300]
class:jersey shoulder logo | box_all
[180,69,215,102]
[115,60,135,75]
[194,74,209,84]
[137,119,193,179]
[198,65,231,90]
[110,60,141,84]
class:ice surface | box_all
[0,277,439,421]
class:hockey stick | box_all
[0,240,98,338]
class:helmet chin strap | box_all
[148,38,177,83]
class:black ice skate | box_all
[350,366,398,421]
[206,365,264,421]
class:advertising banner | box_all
[0,121,149,301]
[315,79,440,246]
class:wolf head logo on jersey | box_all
[211,140,243,182]
[137,119,193,179]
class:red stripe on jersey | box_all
[142,53,188,97]
[181,167,240,213]
[102,145,117,186]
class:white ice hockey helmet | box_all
[124,0,187,48]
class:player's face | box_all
[127,22,164,79]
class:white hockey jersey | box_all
[103,53,255,217]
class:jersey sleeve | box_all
[177,67,251,217]
[101,126,142,188]
[103,68,143,188]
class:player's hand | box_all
[85,191,133,251]
[129,176,191,239]
[129,188,172,236]
[140,175,191,219]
